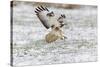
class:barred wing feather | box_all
[35,6,53,29]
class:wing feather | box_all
[35,6,51,29]
[34,6,66,29]
[36,14,50,29]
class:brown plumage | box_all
[45,25,66,43]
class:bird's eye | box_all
[47,11,54,17]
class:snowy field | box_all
[12,2,97,66]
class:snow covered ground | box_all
[12,2,97,66]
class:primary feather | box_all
[35,6,66,29]
[35,6,53,29]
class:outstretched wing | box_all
[57,14,66,27]
[34,6,66,29]
[35,6,54,29]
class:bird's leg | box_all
[60,33,67,40]
[59,30,67,40]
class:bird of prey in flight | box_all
[35,6,67,43]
